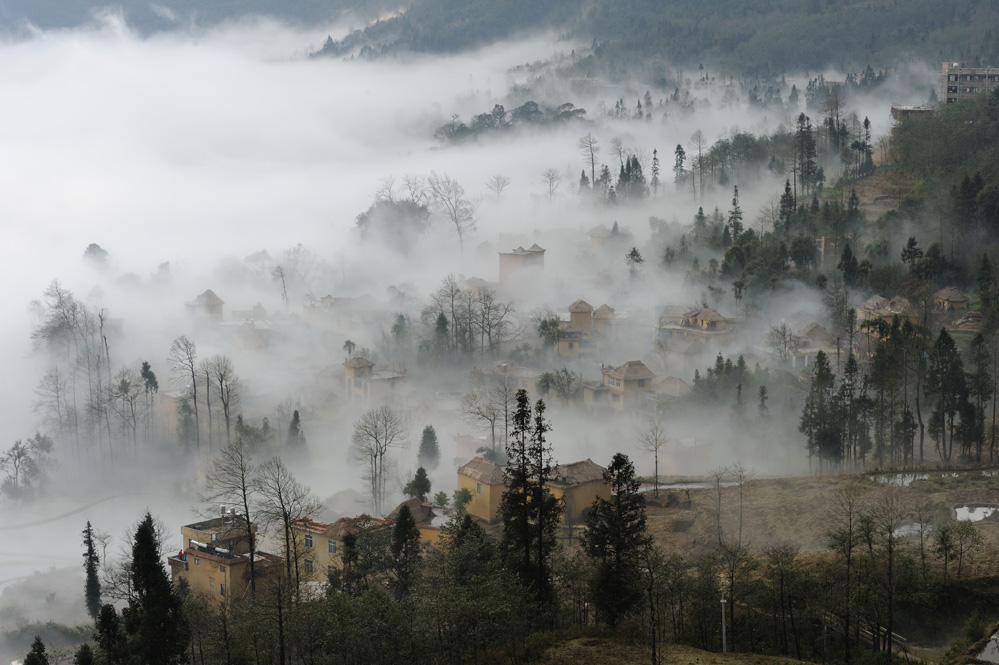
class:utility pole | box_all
[721,597,728,653]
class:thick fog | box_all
[0,14,923,655]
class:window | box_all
[219,565,226,572]
[637,379,645,388]
[328,540,337,555]
[194,558,199,565]
[305,559,314,574]
[220,584,226,597]
[210,578,216,597]
[304,534,313,548]
[354,378,361,388]
[328,565,336,577]
[568,342,574,349]
[477,483,483,494]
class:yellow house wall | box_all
[549,480,611,520]
[458,474,502,523]
[418,526,443,546]
[172,554,245,602]
[291,527,342,583]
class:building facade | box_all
[941,62,999,104]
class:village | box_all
[155,223,983,606]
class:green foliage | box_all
[583,453,651,626]
[390,505,422,599]
[23,636,49,665]
[499,390,563,606]
[122,513,187,665]
[453,487,473,514]
[404,467,432,501]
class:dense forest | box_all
[317,0,999,75]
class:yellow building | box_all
[549,459,610,520]
[168,515,281,603]
[456,456,610,524]
[289,515,392,582]
[457,456,506,523]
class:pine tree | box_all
[390,504,422,599]
[123,513,187,665]
[23,636,50,665]
[404,467,432,500]
[73,644,95,665]
[650,148,661,196]
[95,604,125,665]
[582,453,651,626]
[838,244,861,286]
[499,390,562,606]
[82,521,101,621]
[418,425,440,470]
[926,329,968,462]
[778,179,795,242]
[287,409,305,448]
[673,144,686,185]
[728,186,744,239]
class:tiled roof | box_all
[552,459,606,486]
[458,456,506,485]
[609,360,656,381]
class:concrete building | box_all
[288,515,392,583]
[167,514,282,603]
[941,62,999,104]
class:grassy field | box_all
[643,469,999,569]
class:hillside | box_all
[317,0,999,75]
[538,637,813,665]
[646,470,999,562]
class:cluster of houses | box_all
[168,456,611,602]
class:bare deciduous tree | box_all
[202,355,242,445]
[689,130,707,201]
[402,173,429,206]
[541,168,562,204]
[461,390,500,454]
[485,174,511,201]
[577,133,599,186]
[427,171,475,254]
[640,419,667,497]
[730,463,754,547]
[375,174,397,201]
[255,457,323,590]
[271,265,289,311]
[201,438,259,594]
[168,336,199,449]
[351,405,409,515]
[768,322,796,363]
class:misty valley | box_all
[1,5,999,665]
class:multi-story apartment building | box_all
[941,62,999,104]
